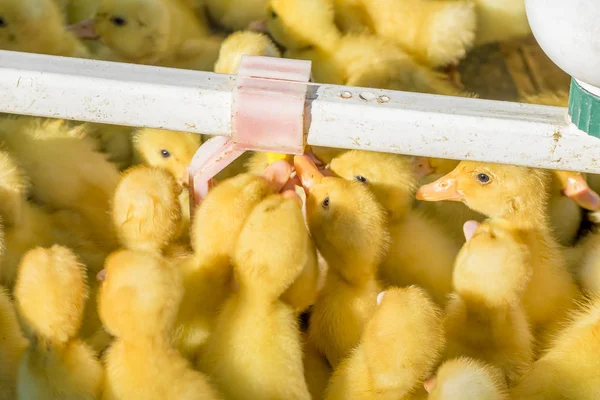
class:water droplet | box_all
[378,95,390,103]
[340,91,352,99]
[359,92,376,101]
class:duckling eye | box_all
[270,10,278,19]
[476,173,491,184]
[0,17,6,27]
[160,149,171,158]
[110,16,127,26]
[355,175,367,183]
[321,197,330,209]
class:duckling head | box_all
[133,128,201,188]
[0,150,28,228]
[416,161,550,220]
[234,193,315,299]
[330,150,433,222]
[112,166,182,253]
[214,31,281,75]
[295,155,389,281]
[94,0,170,63]
[454,219,531,307]
[99,249,183,338]
[0,0,65,53]
[14,246,88,343]
[267,0,340,51]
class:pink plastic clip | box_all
[188,55,312,207]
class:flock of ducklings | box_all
[1,116,600,400]
[2,0,600,400]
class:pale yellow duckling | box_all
[443,219,534,385]
[132,127,201,244]
[426,357,509,400]
[510,296,600,400]
[355,0,477,67]
[267,0,466,96]
[0,117,120,251]
[330,150,459,305]
[87,123,135,171]
[295,155,388,370]
[14,246,104,400]
[0,0,89,57]
[173,161,294,360]
[100,250,221,400]
[201,193,314,400]
[326,287,445,400]
[112,165,184,255]
[417,162,579,349]
[82,0,222,70]
[0,286,28,400]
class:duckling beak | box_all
[67,19,99,40]
[97,269,106,282]
[555,171,600,211]
[262,160,294,193]
[416,175,463,202]
[294,154,324,194]
[463,220,481,241]
[247,19,268,33]
[412,156,435,179]
[423,376,437,394]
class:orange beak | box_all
[294,154,324,194]
[555,171,600,211]
[415,173,463,202]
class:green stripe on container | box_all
[568,78,600,138]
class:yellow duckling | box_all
[426,357,510,400]
[295,155,388,370]
[100,250,221,400]
[14,246,104,400]
[326,287,445,400]
[267,0,466,96]
[443,219,534,385]
[112,166,184,254]
[330,150,459,305]
[132,127,201,244]
[201,193,314,400]
[173,161,294,360]
[354,0,477,67]
[83,0,222,70]
[0,117,120,251]
[0,286,28,400]
[0,0,89,57]
[510,296,600,400]
[417,162,579,349]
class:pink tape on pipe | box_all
[188,55,312,207]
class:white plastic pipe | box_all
[2,50,600,173]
